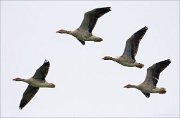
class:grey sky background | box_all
[1,1,179,117]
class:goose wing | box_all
[32,59,50,80]
[79,7,111,33]
[142,59,171,88]
[19,85,39,109]
[122,26,148,60]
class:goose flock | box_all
[13,7,171,109]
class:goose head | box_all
[124,84,133,88]
[102,56,114,60]
[13,78,23,81]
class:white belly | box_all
[117,56,136,67]
[27,79,48,88]
[119,61,134,67]
[73,30,93,41]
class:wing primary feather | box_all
[32,60,50,80]
[79,7,111,33]
[142,59,171,87]
[19,85,39,109]
[122,26,148,59]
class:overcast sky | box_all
[1,1,179,117]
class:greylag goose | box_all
[13,60,55,109]
[102,26,148,68]
[124,59,171,98]
[56,7,111,45]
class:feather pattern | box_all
[32,59,50,80]
[122,26,148,60]
[19,85,39,109]
[79,7,111,33]
[142,59,171,88]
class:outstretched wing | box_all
[32,59,50,80]
[79,7,111,33]
[19,85,39,109]
[142,59,171,88]
[122,26,148,60]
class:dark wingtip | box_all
[164,59,171,65]
[44,59,49,63]
[44,59,50,65]
[106,7,111,11]
[160,59,171,66]
[134,26,148,36]
[106,7,111,12]
[166,59,171,63]
[97,7,111,13]
[144,26,148,30]
[100,7,111,9]
[141,26,148,32]
[19,105,23,110]
[154,59,171,72]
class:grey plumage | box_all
[142,59,171,87]
[56,7,111,45]
[32,59,50,81]
[122,26,148,60]
[79,7,111,33]
[141,59,171,97]
[19,85,39,109]
[19,60,50,109]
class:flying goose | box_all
[102,26,148,68]
[56,7,111,45]
[124,59,171,98]
[13,60,55,109]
